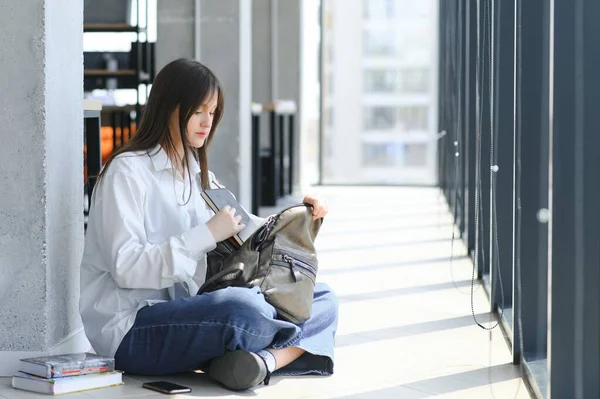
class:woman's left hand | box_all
[303,194,328,220]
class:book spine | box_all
[233,234,243,246]
[52,360,115,378]
[201,192,219,214]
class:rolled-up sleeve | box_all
[94,170,216,290]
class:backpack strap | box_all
[198,263,244,294]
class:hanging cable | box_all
[471,0,502,331]
[488,0,506,325]
[484,1,521,397]
[449,0,473,294]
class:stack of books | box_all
[12,353,123,395]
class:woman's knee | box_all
[202,287,282,352]
[313,282,339,321]
[315,282,339,307]
[206,286,276,321]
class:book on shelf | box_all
[201,187,261,247]
[18,353,115,379]
[12,371,123,396]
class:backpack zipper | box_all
[283,254,317,277]
[253,204,309,250]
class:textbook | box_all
[201,188,261,247]
[18,353,115,379]
[12,371,123,395]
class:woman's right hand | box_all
[206,206,246,242]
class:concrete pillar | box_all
[274,1,302,105]
[156,0,195,72]
[0,0,88,375]
[251,0,301,112]
[252,0,303,196]
[199,0,252,211]
[252,0,273,103]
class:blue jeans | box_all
[114,283,338,376]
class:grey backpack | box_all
[198,204,323,324]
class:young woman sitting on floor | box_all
[79,58,339,391]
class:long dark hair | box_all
[98,58,224,195]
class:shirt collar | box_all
[149,144,201,176]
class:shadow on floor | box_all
[337,280,473,303]
[335,312,494,348]
[323,223,454,236]
[318,237,453,254]
[319,255,470,276]
[340,363,524,398]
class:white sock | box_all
[256,350,277,373]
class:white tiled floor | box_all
[0,187,532,398]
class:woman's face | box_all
[185,91,219,148]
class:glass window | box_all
[361,142,404,167]
[364,68,429,93]
[364,106,429,131]
[364,0,395,20]
[364,107,396,130]
[361,142,427,167]
[397,106,429,130]
[363,31,396,57]
[364,70,397,92]
[403,143,428,166]
[399,68,429,92]
[322,0,438,184]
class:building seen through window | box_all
[363,106,429,132]
[322,0,437,184]
[362,142,428,167]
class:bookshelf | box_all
[84,69,137,77]
[83,23,145,33]
[83,0,154,154]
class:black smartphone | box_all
[142,381,192,395]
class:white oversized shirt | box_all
[79,145,261,357]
